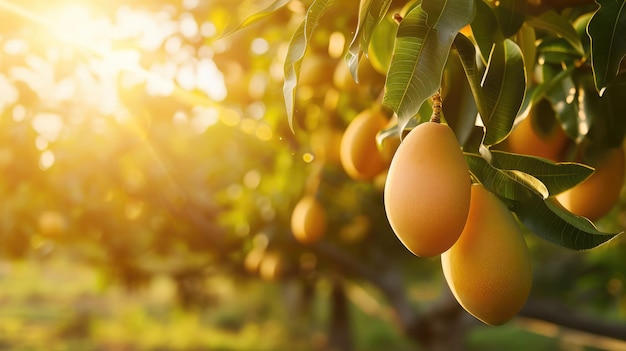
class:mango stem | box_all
[430,90,442,123]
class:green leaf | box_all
[470,0,503,63]
[514,196,620,250]
[588,0,626,94]
[283,0,334,131]
[489,150,594,195]
[220,0,291,38]
[367,13,397,74]
[540,63,580,140]
[453,33,490,122]
[576,69,604,142]
[537,37,583,65]
[517,24,537,86]
[491,0,526,37]
[376,122,399,149]
[481,39,526,146]
[345,0,393,81]
[382,0,475,134]
[442,51,478,146]
[465,152,545,201]
[526,10,585,56]
[586,73,626,148]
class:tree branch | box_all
[313,240,626,348]
[519,298,626,341]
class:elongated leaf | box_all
[576,70,604,142]
[368,14,397,74]
[346,0,393,81]
[585,73,626,148]
[453,33,489,121]
[588,0,626,94]
[465,152,544,201]
[538,63,580,140]
[382,0,475,134]
[220,0,291,38]
[517,24,536,87]
[526,11,585,56]
[481,39,526,146]
[538,37,583,65]
[442,52,478,146]
[515,196,620,250]
[283,0,334,131]
[491,0,525,37]
[471,0,503,63]
[489,150,594,195]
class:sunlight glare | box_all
[190,107,219,134]
[197,58,227,101]
[35,136,48,151]
[0,74,19,111]
[179,12,199,39]
[39,150,55,170]
[251,38,269,55]
[45,4,112,54]
[12,105,26,122]
[31,112,64,142]
[3,38,28,55]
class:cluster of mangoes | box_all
[288,106,396,246]
[287,93,625,325]
[384,121,533,325]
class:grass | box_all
[0,257,296,350]
[0,256,622,351]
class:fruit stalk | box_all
[430,90,442,124]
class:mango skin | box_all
[505,102,568,161]
[441,184,532,326]
[291,196,327,244]
[340,109,389,180]
[556,147,626,221]
[384,122,471,257]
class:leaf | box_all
[283,0,334,131]
[576,69,604,142]
[481,39,526,146]
[345,0,393,81]
[514,196,620,250]
[585,73,626,148]
[540,63,580,140]
[382,0,475,134]
[453,33,489,122]
[588,0,626,94]
[469,0,502,63]
[368,13,397,74]
[491,0,526,37]
[526,10,585,56]
[465,152,544,201]
[537,37,584,65]
[517,23,536,87]
[489,150,594,195]
[442,51,478,146]
[220,0,291,38]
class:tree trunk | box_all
[327,279,353,351]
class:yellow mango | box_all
[441,184,532,325]
[384,122,471,257]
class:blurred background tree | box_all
[0,0,625,350]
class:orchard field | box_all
[0,0,626,350]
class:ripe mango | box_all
[441,184,532,326]
[291,196,327,244]
[384,122,471,257]
[556,147,626,221]
[505,100,568,161]
[340,109,389,180]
